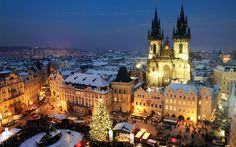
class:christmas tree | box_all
[89,101,112,141]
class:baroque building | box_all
[147,5,191,87]
[133,83,218,123]
[0,68,42,123]
[49,71,113,115]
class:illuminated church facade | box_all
[147,5,191,87]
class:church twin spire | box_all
[173,5,191,39]
[148,8,163,40]
[148,5,191,40]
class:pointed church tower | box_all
[172,5,191,83]
[146,8,163,87]
[147,8,163,59]
[173,5,191,61]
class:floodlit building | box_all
[21,70,42,107]
[146,5,191,87]
[0,71,25,120]
[213,64,236,95]
[164,83,198,122]
[49,72,113,115]
[133,83,218,123]
[134,87,163,115]
[111,67,134,113]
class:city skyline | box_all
[0,0,236,51]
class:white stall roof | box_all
[0,128,21,144]
[142,132,150,140]
[135,131,144,139]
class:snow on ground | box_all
[20,129,83,147]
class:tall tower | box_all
[146,8,164,87]
[172,5,191,83]
[173,5,191,60]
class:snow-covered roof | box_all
[0,70,11,74]
[65,73,110,87]
[0,128,21,144]
[86,69,117,76]
[92,61,108,66]
[166,83,198,94]
[113,122,134,133]
[195,64,205,70]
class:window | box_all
[179,44,183,53]
[136,102,138,105]
[143,103,145,106]
[166,105,168,110]
[199,101,201,105]
[153,44,156,53]
[159,105,162,108]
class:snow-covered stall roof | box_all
[113,122,134,133]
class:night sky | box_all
[0,0,236,51]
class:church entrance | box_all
[162,65,171,86]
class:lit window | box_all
[199,101,201,105]
[166,99,169,103]
[166,105,168,110]
[170,106,172,110]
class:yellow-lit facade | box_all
[134,88,163,115]
[213,65,236,95]
[133,84,217,123]
[0,73,25,120]
[24,71,42,106]
[146,6,191,87]
[0,70,42,121]
[164,86,198,122]
[111,81,134,113]
[49,72,112,115]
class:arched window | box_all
[179,44,183,53]
[153,44,156,53]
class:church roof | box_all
[114,66,132,82]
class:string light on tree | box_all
[89,99,112,141]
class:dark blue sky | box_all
[0,0,236,51]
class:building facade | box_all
[134,87,163,115]
[133,83,218,123]
[0,71,25,120]
[112,67,134,113]
[49,72,113,115]
[164,84,198,122]
[23,70,42,107]
[146,6,191,87]
[213,64,236,95]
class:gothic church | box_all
[147,5,191,87]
